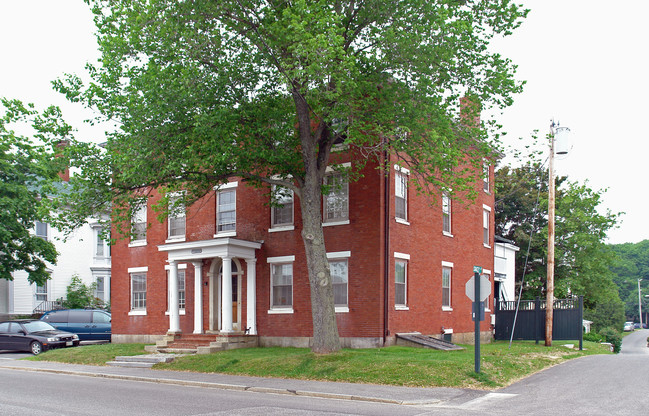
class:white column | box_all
[168,260,181,333]
[246,258,257,335]
[193,261,203,334]
[221,256,233,333]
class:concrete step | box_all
[106,354,182,368]
[156,347,198,354]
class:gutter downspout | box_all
[383,144,390,346]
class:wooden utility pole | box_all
[546,123,556,347]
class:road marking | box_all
[459,392,518,410]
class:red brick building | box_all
[111,150,495,347]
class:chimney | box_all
[460,95,481,128]
[56,139,70,182]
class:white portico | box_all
[158,238,262,335]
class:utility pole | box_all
[546,121,570,347]
[638,279,643,329]
[546,122,556,347]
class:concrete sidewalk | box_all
[0,358,489,407]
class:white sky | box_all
[1,1,646,244]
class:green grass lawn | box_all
[27,340,611,389]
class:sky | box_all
[0,1,647,245]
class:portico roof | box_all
[158,237,262,262]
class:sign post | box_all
[466,266,491,373]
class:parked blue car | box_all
[41,309,111,341]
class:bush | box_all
[599,327,622,353]
[62,275,105,309]
[583,332,603,343]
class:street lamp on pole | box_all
[546,121,570,347]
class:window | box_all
[323,173,348,223]
[271,185,294,227]
[442,263,453,309]
[130,272,147,311]
[167,269,186,311]
[168,196,186,240]
[330,260,348,309]
[35,283,47,302]
[394,252,409,309]
[483,205,491,247]
[483,161,490,193]
[35,221,48,240]
[395,260,407,307]
[482,269,492,311]
[442,194,452,235]
[131,204,147,243]
[217,189,236,233]
[95,227,110,258]
[395,172,408,221]
[95,276,105,301]
[271,263,293,309]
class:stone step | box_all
[156,347,198,354]
[106,354,182,368]
[106,360,156,368]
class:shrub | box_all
[62,275,105,309]
[599,327,622,353]
[583,332,603,343]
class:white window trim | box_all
[483,204,492,248]
[394,252,410,260]
[328,251,351,313]
[482,269,492,312]
[394,254,409,310]
[267,256,295,313]
[268,225,295,233]
[483,160,491,194]
[129,204,147,247]
[215,184,237,237]
[442,194,453,237]
[166,193,186,243]
[270,185,295,230]
[442,261,453,311]
[394,165,409,225]
[128,267,148,315]
[323,163,350,224]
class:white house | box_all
[1,219,111,317]
[494,235,519,303]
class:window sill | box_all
[442,306,453,312]
[483,244,491,249]
[267,308,294,314]
[443,232,453,238]
[322,220,350,227]
[128,241,147,248]
[128,310,147,316]
[395,305,409,311]
[214,231,237,238]
[165,237,186,244]
[395,218,410,226]
[165,310,186,316]
[268,225,295,233]
[335,306,349,313]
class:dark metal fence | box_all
[495,296,583,348]
[33,300,64,314]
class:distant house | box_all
[494,236,519,303]
[110,146,496,347]
[0,219,111,317]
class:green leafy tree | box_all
[0,99,70,285]
[609,240,649,321]
[495,163,621,311]
[52,0,527,353]
[62,274,103,309]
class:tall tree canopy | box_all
[0,99,70,285]
[609,240,649,322]
[495,162,621,312]
[53,0,527,352]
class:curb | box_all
[0,365,430,405]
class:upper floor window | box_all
[95,227,110,259]
[131,204,147,244]
[442,193,452,235]
[168,196,186,240]
[483,161,490,193]
[323,173,348,223]
[271,185,294,228]
[35,221,48,241]
[483,205,491,247]
[216,183,237,234]
[395,172,408,221]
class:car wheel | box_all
[30,341,43,355]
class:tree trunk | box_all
[299,173,341,353]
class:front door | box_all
[210,259,242,332]
[231,274,240,331]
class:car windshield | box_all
[22,321,57,333]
